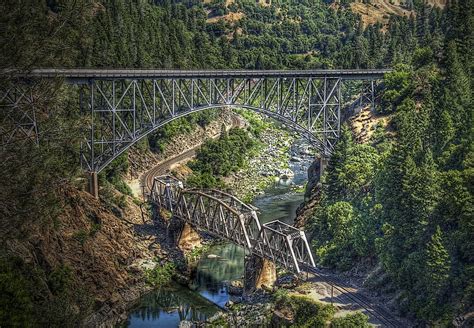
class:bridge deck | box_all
[9,68,391,80]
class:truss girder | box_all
[1,71,384,172]
[0,82,39,146]
[149,175,316,274]
[78,76,348,171]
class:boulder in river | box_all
[228,280,244,295]
[279,168,294,180]
[179,320,193,328]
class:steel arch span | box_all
[1,69,388,173]
[150,175,315,274]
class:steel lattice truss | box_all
[81,76,344,172]
[150,175,315,274]
[0,82,39,145]
[1,69,387,173]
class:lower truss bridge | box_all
[149,175,315,275]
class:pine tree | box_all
[325,125,354,200]
[443,41,472,142]
[424,226,451,299]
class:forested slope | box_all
[0,0,472,326]
[72,0,446,69]
[306,1,473,325]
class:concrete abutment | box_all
[177,223,202,253]
[243,254,277,295]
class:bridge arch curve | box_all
[95,103,322,173]
[1,69,388,198]
[67,71,385,174]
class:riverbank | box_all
[118,132,317,327]
[224,125,296,202]
[115,110,401,328]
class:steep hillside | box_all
[350,0,413,27]
[349,0,446,27]
[1,185,162,326]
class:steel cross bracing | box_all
[149,175,316,274]
[1,69,388,173]
[0,82,39,145]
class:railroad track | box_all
[302,265,402,327]
[142,147,198,191]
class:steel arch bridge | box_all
[1,69,388,174]
[150,175,315,274]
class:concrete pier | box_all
[244,254,277,295]
[177,223,202,253]
[88,171,99,199]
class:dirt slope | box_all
[3,186,161,326]
[350,0,446,28]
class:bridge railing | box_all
[150,175,183,211]
[255,220,315,273]
[148,175,316,274]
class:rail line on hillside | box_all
[142,115,244,192]
[302,265,402,327]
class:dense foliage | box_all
[187,128,255,188]
[144,262,176,288]
[0,256,92,326]
[148,110,218,152]
[82,0,440,70]
[1,0,472,326]
[308,1,473,325]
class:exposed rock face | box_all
[178,223,202,253]
[4,186,162,326]
[126,109,236,180]
[304,157,322,199]
[350,105,391,143]
[205,301,274,327]
[256,259,277,289]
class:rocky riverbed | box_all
[224,126,298,201]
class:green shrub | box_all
[188,128,255,181]
[331,312,370,328]
[144,262,176,288]
[274,292,336,328]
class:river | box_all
[119,141,313,327]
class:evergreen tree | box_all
[443,41,472,143]
[325,125,354,200]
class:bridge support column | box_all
[243,254,277,295]
[319,156,329,180]
[178,223,202,253]
[88,171,99,199]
